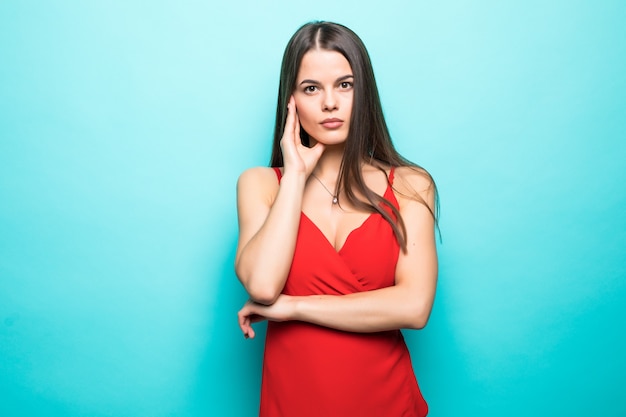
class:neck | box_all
[312,144,344,179]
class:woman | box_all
[235,21,438,417]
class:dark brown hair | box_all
[270,21,438,251]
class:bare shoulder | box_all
[393,166,436,211]
[237,166,281,206]
[237,166,279,187]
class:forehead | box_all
[297,49,353,81]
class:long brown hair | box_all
[270,21,438,251]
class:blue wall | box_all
[1,1,625,416]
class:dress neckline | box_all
[273,167,399,253]
[304,183,397,253]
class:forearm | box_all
[292,284,435,332]
[236,171,306,304]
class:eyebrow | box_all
[299,74,354,85]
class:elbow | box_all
[247,285,281,305]
[408,316,429,330]
[235,263,282,305]
[405,305,433,330]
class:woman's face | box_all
[293,49,354,146]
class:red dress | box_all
[260,167,428,417]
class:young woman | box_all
[235,21,438,417]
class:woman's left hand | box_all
[237,295,295,339]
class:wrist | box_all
[288,295,302,321]
[279,170,307,191]
[281,169,307,181]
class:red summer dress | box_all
[259,167,428,417]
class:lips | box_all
[320,118,344,129]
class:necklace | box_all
[310,173,339,204]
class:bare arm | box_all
[238,167,438,336]
[235,167,306,304]
[235,97,324,304]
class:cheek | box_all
[294,101,316,131]
[345,96,354,118]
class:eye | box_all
[339,81,353,89]
[303,85,318,94]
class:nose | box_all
[322,90,338,112]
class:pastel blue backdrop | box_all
[1,1,625,416]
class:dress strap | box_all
[388,166,395,185]
[273,167,282,183]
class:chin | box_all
[308,131,349,146]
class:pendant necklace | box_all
[310,173,339,204]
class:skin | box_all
[235,49,437,338]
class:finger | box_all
[238,309,252,335]
[285,96,295,136]
[244,317,252,338]
[243,318,253,339]
[293,102,300,142]
[311,141,325,159]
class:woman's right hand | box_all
[280,96,325,176]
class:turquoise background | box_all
[1,1,625,416]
